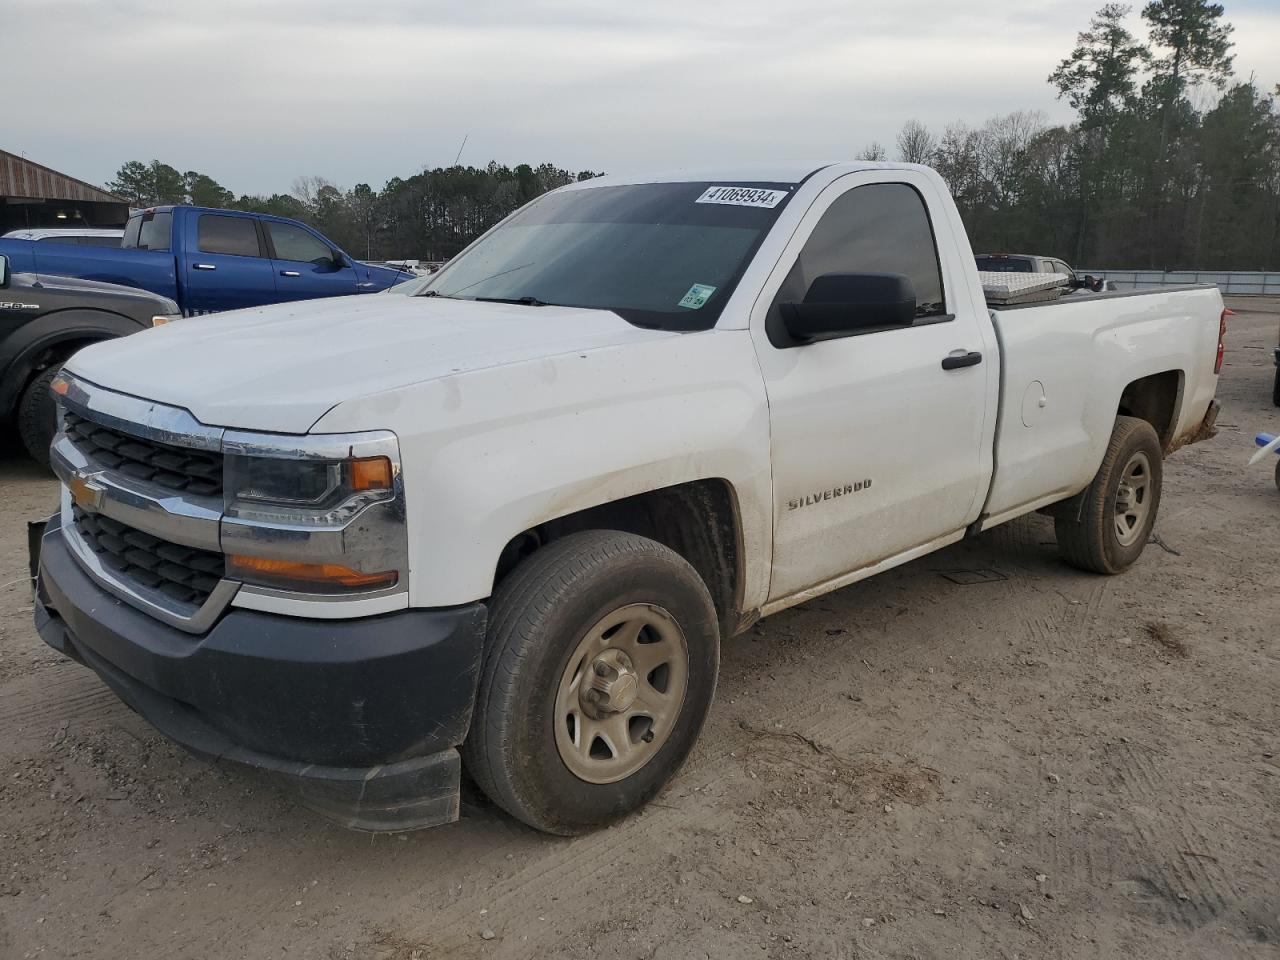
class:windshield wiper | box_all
[473,295,556,307]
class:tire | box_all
[1055,416,1163,575]
[17,366,60,469]
[1272,367,1280,408]
[462,530,720,835]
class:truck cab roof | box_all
[557,161,933,191]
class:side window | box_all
[123,212,172,251]
[197,215,262,257]
[267,222,334,264]
[768,183,947,345]
[140,213,173,252]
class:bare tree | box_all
[856,142,887,161]
[895,120,937,165]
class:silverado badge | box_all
[787,480,872,511]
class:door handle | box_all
[192,263,216,271]
[280,270,300,277]
[941,350,983,370]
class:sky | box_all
[5,0,1279,198]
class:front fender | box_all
[313,329,774,611]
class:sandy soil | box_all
[0,299,1277,960]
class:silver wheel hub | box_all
[554,603,690,785]
[1113,451,1152,547]
[581,649,639,718]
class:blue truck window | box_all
[123,211,172,252]
[198,215,261,258]
[268,222,333,264]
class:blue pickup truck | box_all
[0,206,409,315]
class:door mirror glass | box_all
[0,254,9,288]
[780,272,916,340]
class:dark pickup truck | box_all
[0,206,409,316]
[0,253,181,464]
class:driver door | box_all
[264,220,358,302]
[751,172,998,602]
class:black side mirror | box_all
[780,272,916,340]
[0,254,9,289]
[331,250,348,269]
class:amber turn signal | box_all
[227,555,397,593]
[350,456,393,491]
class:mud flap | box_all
[27,518,46,600]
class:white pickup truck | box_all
[31,162,1224,835]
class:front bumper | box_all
[32,513,487,831]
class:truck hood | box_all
[66,294,678,433]
[30,272,179,313]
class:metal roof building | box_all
[1,149,130,232]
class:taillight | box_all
[1215,308,1232,374]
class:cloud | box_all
[5,0,1277,195]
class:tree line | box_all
[108,0,1278,270]
[107,161,601,262]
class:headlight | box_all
[224,453,393,520]
[227,454,391,508]
[219,432,407,597]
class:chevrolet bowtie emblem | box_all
[68,471,106,512]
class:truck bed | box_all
[0,237,177,301]
[989,283,1217,310]
[980,284,1223,527]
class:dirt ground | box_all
[0,298,1277,960]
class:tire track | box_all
[0,666,125,728]
[1069,579,1110,646]
[1031,785,1111,887]
[1106,740,1241,928]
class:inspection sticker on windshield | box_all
[678,284,717,309]
[695,186,787,208]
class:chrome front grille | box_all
[63,410,224,497]
[51,371,408,631]
[71,505,225,607]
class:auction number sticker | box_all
[695,186,787,208]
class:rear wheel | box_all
[17,366,60,469]
[1055,416,1163,575]
[462,530,719,835]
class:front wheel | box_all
[17,366,61,469]
[462,530,720,835]
[1055,416,1163,575]
[1272,366,1280,407]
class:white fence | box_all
[1081,270,1280,296]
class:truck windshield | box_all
[421,181,797,330]
[122,211,173,253]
